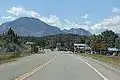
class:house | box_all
[74,44,91,53]
[108,47,119,55]
[26,42,35,45]
[56,43,61,51]
[25,42,35,52]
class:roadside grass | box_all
[0,51,30,64]
[0,50,45,64]
[78,53,120,68]
[0,54,18,64]
[38,51,45,54]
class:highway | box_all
[0,50,120,80]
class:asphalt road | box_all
[0,50,120,80]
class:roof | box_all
[26,42,35,45]
[108,48,119,51]
[85,47,91,50]
[74,44,88,47]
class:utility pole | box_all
[116,38,120,54]
[117,38,120,52]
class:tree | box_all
[31,44,38,53]
[90,34,107,54]
[89,30,119,55]
[101,30,118,47]
[2,28,22,53]
[35,39,47,49]
[5,28,18,44]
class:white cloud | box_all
[62,19,91,31]
[5,6,61,27]
[91,15,120,34]
[1,16,15,20]
[85,21,91,24]
[81,14,88,19]
[112,7,120,13]
[3,6,91,31]
[40,15,61,26]
[28,11,40,19]
[6,6,25,16]
[4,5,120,34]
[1,6,92,32]
[6,6,41,19]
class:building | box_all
[108,47,119,55]
[26,42,35,45]
[25,42,35,53]
[74,44,91,53]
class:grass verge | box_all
[78,53,120,68]
[0,54,18,64]
[0,51,31,64]
[0,51,45,64]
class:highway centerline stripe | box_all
[15,56,56,80]
[79,58,108,80]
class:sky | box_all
[0,0,120,34]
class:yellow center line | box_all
[15,56,56,80]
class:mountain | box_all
[0,17,91,37]
[62,28,91,36]
[0,17,62,36]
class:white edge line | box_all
[79,58,108,80]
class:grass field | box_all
[79,53,120,68]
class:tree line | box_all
[0,28,38,57]
[24,29,119,55]
[0,28,119,55]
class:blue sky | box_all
[0,0,120,34]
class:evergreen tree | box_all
[5,28,18,44]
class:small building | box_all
[108,47,119,55]
[26,42,35,45]
[74,44,91,53]
[25,42,35,53]
[56,43,61,50]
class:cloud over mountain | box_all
[0,17,91,36]
[1,5,120,34]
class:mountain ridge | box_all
[62,28,91,36]
[0,17,91,37]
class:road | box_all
[0,50,120,80]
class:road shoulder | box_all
[76,54,120,80]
